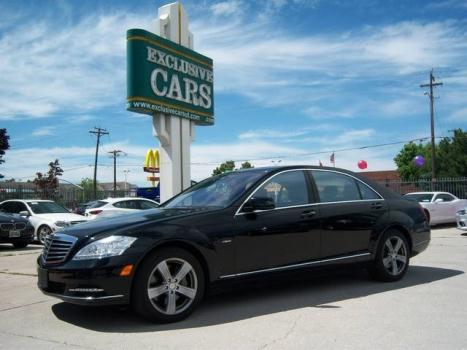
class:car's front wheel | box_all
[368,230,410,282]
[132,247,205,323]
[37,225,52,244]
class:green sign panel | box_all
[126,29,214,125]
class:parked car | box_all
[84,197,160,220]
[0,200,87,244]
[73,201,99,216]
[37,166,430,323]
[457,208,467,231]
[404,192,467,225]
[0,211,34,248]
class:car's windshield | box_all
[404,193,434,203]
[163,169,270,209]
[27,201,70,214]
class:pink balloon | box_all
[358,160,367,170]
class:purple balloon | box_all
[413,155,425,167]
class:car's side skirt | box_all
[219,252,372,279]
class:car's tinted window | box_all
[311,171,361,203]
[254,171,309,208]
[114,200,139,209]
[0,202,22,213]
[357,181,381,200]
[88,201,107,209]
[435,193,455,202]
[138,200,159,209]
[404,193,434,202]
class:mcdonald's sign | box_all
[144,149,160,186]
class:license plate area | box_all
[38,267,49,289]
[9,230,21,238]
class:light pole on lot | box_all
[123,169,130,193]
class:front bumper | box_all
[37,255,137,306]
[457,214,467,231]
[0,228,34,244]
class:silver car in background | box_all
[457,208,467,231]
[404,192,467,226]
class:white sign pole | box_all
[152,2,195,202]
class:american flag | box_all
[319,160,323,167]
[330,152,335,165]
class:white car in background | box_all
[84,197,159,220]
[0,199,87,243]
[404,192,467,225]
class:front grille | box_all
[0,223,13,231]
[0,222,26,231]
[42,233,78,265]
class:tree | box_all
[394,129,467,180]
[394,142,430,181]
[240,161,253,169]
[34,159,64,198]
[212,160,236,176]
[0,128,10,179]
[436,129,467,178]
[211,160,254,176]
[80,177,98,201]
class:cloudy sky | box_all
[1,0,466,185]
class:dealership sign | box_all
[126,29,214,125]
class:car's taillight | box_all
[89,209,103,215]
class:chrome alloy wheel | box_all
[38,226,52,245]
[146,258,198,315]
[382,236,408,276]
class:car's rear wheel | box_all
[132,247,205,323]
[38,225,52,244]
[368,230,410,282]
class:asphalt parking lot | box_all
[0,227,466,350]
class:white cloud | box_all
[238,129,307,139]
[0,12,152,120]
[448,107,467,121]
[68,115,94,124]
[210,1,243,16]
[32,126,56,137]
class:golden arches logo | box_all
[144,149,160,186]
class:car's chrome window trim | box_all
[220,252,371,279]
[235,168,384,216]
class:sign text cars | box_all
[127,29,214,125]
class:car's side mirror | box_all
[435,198,444,203]
[242,197,275,213]
[19,211,30,217]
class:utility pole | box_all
[108,149,124,197]
[420,69,443,180]
[123,169,130,193]
[89,127,109,199]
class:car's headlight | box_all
[73,235,137,260]
[54,221,70,227]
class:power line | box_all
[89,127,109,198]
[420,69,443,180]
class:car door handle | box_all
[300,210,316,218]
[371,203,383,210]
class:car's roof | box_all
[103,197,156,203]
[405,192,452,195]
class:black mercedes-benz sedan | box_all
[0,212,34,248]
[37,166,430,323]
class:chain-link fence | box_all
[1,177,466,210]
[0,182,135,210]
[376,178,467,199]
